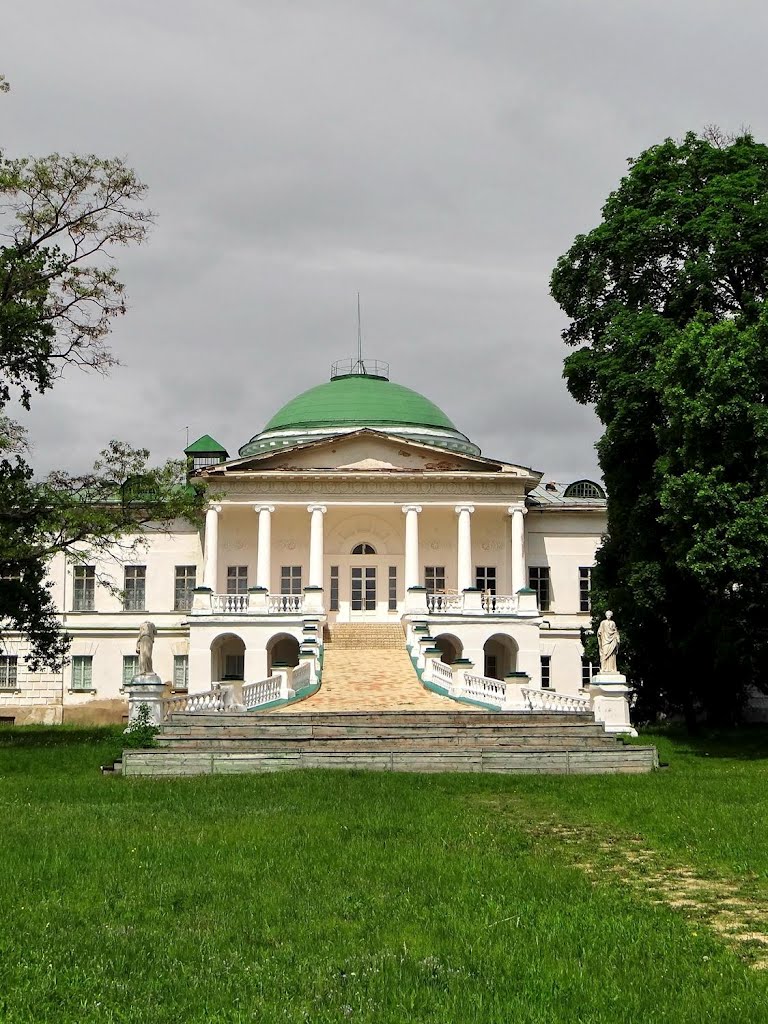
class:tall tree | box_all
[1,81,203,670]
[551,130,768,725]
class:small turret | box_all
[185,434,229,478]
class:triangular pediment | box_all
[199,429,538,479]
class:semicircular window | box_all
[563,479,606,499]
[351,542,377,555]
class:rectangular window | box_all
[388,566,397,611]
[540,655,551,689]
[226,565,248,594]
[351,567,376,611]
[0,656,18,690]
[476,566,497,593]
[484,654,498,679]
[424,566,446,594]
[123,565,146,611]
[174,565,196,611]
[581,657,594,689]
[329,566,339,612]
[173,655,189,690]
[122,655,139,686]
[579,566,592,613]
[280,566,302,595]
[71,655,94,691]
[72,565,96,611]
[529,567,551,611]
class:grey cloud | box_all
[5,0,767,484]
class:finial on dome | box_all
[329,294,390,380]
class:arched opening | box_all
[483,633,518,680]
[433,633,463,666]
[351,542,377,555]
[211,632,246,682]
[267,632,300,673]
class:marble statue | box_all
[136,621,158,675]
[597,610,620,674]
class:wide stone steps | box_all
[122,710,659,776]
[323,624,405,649]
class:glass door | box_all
[351,566,377,612]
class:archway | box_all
[211,632,246,682]
[433,633,463,666]
[267,632,300,673]
[483,633,518,680]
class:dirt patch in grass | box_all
[530,819,768,970]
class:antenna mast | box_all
[356,292,364,373]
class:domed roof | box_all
[239,369,480,457]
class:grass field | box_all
[0,726,767,1023]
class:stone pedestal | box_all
[462,588,483,613]
[589,673,637,737]
[502,674,532,711]
[405,586,428,615]
[125,673,165,729]
[303,586,325,615]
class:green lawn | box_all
[0,727,767,1023]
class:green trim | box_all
[193,586,212,593]
[517,587,536,594]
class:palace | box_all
[1,358,610,726]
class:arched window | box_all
[563,479,606,500]
[351,542,376,555]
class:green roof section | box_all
[185,434,229,455]
[263,375,458,433]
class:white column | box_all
[403,505,422,589]
[508,504,528,594]
[308,504,327,588]
[202,504,221,591]
[455,505,474,592]
[254,505,275,591]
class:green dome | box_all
[239,372,480,457]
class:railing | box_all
[481,593,518,614]
[242,676,281,707]
[428,658,454,689]
[211,593,249,614]
[462,672,507,706]
[162,688,224,719]
[268,593,304,614]
[427,593,464,613]
[292,661,312,690]
[521,688,591,713]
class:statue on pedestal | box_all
[597,610,620,674]
[136,621,158,676]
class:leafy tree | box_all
[551,129,768,726]
[1,81,204,670]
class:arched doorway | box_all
[211,633,246,682]
[267,633,300,673]
[483,634,518,680]
[434,633,463,665]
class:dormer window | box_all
[184,434,229,477]
[352,543,376,555]
[563,480,606,500]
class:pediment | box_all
[201,429,537,478]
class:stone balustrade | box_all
[520,687,591,713]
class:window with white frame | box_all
[329,566,339,612]
[122,655,139,686]
[388,566,397,611]
[579,567,592,613]
[226,565,248,594]
[280,566,302,595]
[425,566,446,594]
[540,655,551,689]
[352,542,376,555]
[72,566,96,611]
[529,567,551,611]
[71,655,94,691]
[0,656,18,690]
[173,655,189,690]
[174,566,196,611]
[123,565,146,611]
[581,657,595,689]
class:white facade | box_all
[1,399,607,724]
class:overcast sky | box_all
[4,0,768,483]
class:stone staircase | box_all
[120,710,659,776]
[279,623,449,712]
